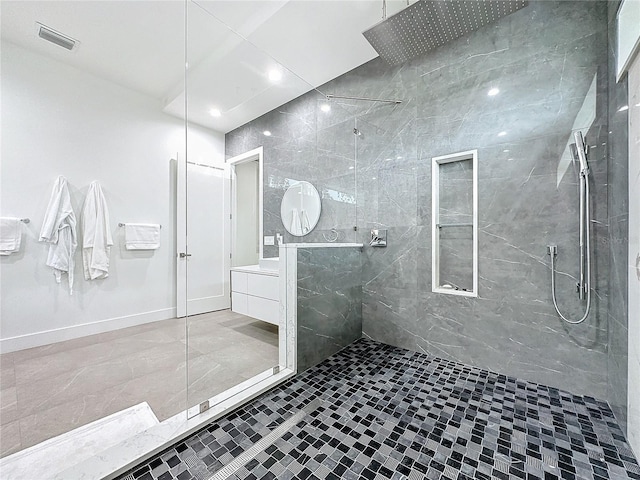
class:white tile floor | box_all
[0,310,278,458]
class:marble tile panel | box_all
[0,358,15,391]
[362,226,420,292]
[186,349,275,410]
[16,386,139,451]
[9,317,185,364]
[0,386,17,426]
[296,247,362,372]
[362,286,418,346]
[0,420,21,458]
[14,340,190,417]
[13,327,180,384]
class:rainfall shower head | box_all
[363,0,528,66]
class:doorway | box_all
[229,147,264,267]
[176,160,231,318]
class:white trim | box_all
[280,243,363,249]
[280,245,298,371]
[431,149,478,298]
[228,147,264,263]
[617,0,640,81]
[0,307,176,354]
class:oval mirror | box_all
[280,181,321,236]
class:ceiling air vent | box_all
[36,23,78,51]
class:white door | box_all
[177,161,230,318]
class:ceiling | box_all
[1,0,410,133]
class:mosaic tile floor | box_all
[117,339,639,480]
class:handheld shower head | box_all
[573,131,589,176]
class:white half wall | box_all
[0,42,224,352]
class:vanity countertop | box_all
[230,264,279,276]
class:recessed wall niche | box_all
[431,150,478,297]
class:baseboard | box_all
[0,307,177,353]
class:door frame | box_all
[228,146,264,265]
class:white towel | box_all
[124,224,160,250]
[39,176,77,294]
[0,218,22,255]
[300,210,311,234]
[82,181,113,280]
[290,208,303,236]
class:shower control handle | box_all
[179,252,192,258]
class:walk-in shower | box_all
[548,131,592,324]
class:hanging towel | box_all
[39,176,77,294]
[81,181,113,280]
[300,210,311,234]
[290,208,303,236]
[0,218,22,255]
[124,224,160,250]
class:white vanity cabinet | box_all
[231,265,279,325]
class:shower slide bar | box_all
[547,131,591,325]
[325,94,402,104]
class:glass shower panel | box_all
[184,1,324,416]
[312,96,358,244]
[0,0,187,460]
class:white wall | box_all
[233,161,259,267]
[628,52,640,456]
[0,42,224,352]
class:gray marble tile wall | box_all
[295,247,362,372]
[226,92,359,259]
[353,0,610,400]
[606,0,630,433]
[226,1,616,399]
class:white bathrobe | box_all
[82,181,113,280]
[39,176,77,294]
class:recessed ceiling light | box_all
[349,166,354,170]
[209,108,221,117]
[498,131,507,137]
[618,105,629,112]
[488,87,500,96]
[263,130,272,137]
[268,69,282,82]
[503,149,510,153]
[320,103,331,112]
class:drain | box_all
[206,399,320,480]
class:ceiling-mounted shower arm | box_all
[382,0,412,20]
[325,94,402,104]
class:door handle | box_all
[179,252,192,258]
